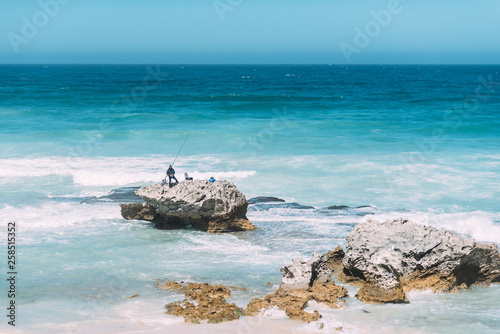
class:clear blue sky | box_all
[1,0,499,64]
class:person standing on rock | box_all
[166,165,179,187]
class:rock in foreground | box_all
[245,252,348,322]
[123,180,256,233]
[158,281,243,323]
[340,218,500,303]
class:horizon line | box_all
[1,63,500,66]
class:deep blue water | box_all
[1,65,499,333]
[1,65,499,157]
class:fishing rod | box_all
[171,133,190,166]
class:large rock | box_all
[130,180,256,233]
[341,218,500,303]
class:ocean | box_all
[0,64,499,333]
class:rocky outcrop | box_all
[355,284,408,304]
[248,196,285,204]
[119,203,157,221]
[327,205,350,210]
[245,289,321,323]
[327,205,371,210]
[158,281,243,323]
[245,252,348,322]
[340,218,500,303]
[325,246,345,273]
[124,180,256,233]
[280,251,332,290]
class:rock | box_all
[326,205,371,210]
[307,281,348,308]
[249,202,315,211]
[355,284,408,304]
[83,187,143,204]
[248,196,286,204]
[245,290,323,322]
[245,252,348,322]
[325,246,345,272]
[120,203,157,221]
[134,180,256,233]
[280,251,332,291]
[327,205,350,210]
[159,281,243,323]
[341,218,500,303]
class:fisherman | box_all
[166,165,179,187]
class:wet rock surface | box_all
[82,187,143,204]
[248,202,315,211]
[245,252,348,322]
[248,196,286,204]
[158,281,243,323]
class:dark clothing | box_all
[166,167,178,187]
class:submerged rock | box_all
[326,205,372,210]
[248,196,286,204]
[249,202,315,211]
[327,205,350,210]
[340,218,500,303]
[159,281,243,323]
[82,187,143,204]
[126,180,256,233]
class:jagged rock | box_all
[280,251,332,290]
[245,292,315,321]
[248,196,286,204]
[325,246,345,272]
[245,252,348,322]
[341,218,500,303]
[119,203,157,221]
[159,281,243,323]
[133,180,256,233]
[165,298,242,324]
[355,284,408,304]
[307,281,348,308]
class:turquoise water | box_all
[0,65,499,333]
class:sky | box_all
[0,0,499,64]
